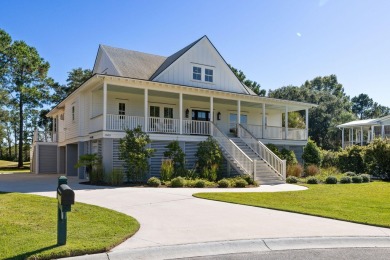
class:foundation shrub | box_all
[344,171,356,176]
[307,176,319,184]
[218,179,230,188]
[106,168,124,186]
[361,174,371,183]
[286,176,298,184]
[160,159,174,181]
[194,179,206,188]
[325,176,338,184]
[171,177,185,187]
[365,138,390,180]
[241,174,256,185]
[287,164,303,177]
[280,148,298,166]
[196,137,222,181]
[234,178,248,188]
[340,176,351,184]
[351,175,363,183]
[321,149,339,168]
[302,139,322,167]
[337,145,366,174]
[305,164,319,176]
[147,177,161,187]
[164,141,186,177]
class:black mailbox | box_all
[57,184,75,206]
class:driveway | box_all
[1,173,390,251]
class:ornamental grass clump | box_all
[287,164,303,177]
[107,168,124,186]
[160,159,174,182]
[305,164,319,176]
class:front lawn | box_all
[0,192,139,259]
[194,182,390,228]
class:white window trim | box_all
[191,64,215,84]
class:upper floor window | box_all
[205,69,213,82]
[72,106,75,121]
[193,66,201,80]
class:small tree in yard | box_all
[365,138,390,180]
[164,140,186,177]
[119,126,155,183]
[302,139,322,167]
[195,137,223,181]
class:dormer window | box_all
[193,66,201,80]
[205,69,213,82]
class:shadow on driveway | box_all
[0,173,116,193]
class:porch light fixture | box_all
[217,112,221,120]
[185,109,189,118]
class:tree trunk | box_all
[18,98,23,168]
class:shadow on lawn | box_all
[6,244,59,260]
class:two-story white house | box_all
[31,36,316,184]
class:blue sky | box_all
[2,0,390,107]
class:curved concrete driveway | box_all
[1,173,389,251]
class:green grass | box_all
[0,160,30,173]
[194,182,390,228]
[0,192,140,259]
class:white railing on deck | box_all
[33,129,53,142]
[211,123,254,176]
[238,124,286,180]
[90,114,104,132]
[287,128,307,140]
[106,114,144,131]
[242,124,263,139]
[148,117,179,133]
[264,126,283,139]
[183,120,210,135]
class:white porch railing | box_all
[238,124,286,180]
[287,128,307,140]
[183,120,210,135]
[242,124,263,139]
[211,123,254,176]
[148,117,179,133]
[264,126,283,139]
[106,114,144,131]
[33,129,53,143]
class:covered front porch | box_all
[87,81,310,141]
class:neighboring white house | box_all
[31,36,316,184]
[337,115,390,148]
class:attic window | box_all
[205,69,213,82]
[193,66,201,80]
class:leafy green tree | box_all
[365,139,390,180]
[119,126,155,182]
[351,93,373,120]
[0,29,12,82]
[366,102,390,118]
[163,140,186,177]
[3,37,51,167]
[228,64,266,96]
[280,148,298,166]
[65,67,92,95]
[195,137,223,181]
[302,139,322,166]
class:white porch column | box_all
[342,128,345,149]
[179,93,183,135]
[371,126,375,141]
[144,89,148,132]
[305,108,309,139]
[103,81,107,131]
[285,106,288,140]
[262,103,266,139]
[360,126,363,145]
[382,125,385,138]
[237,100,241,137]
[210,96,214,135]
[351,128,354,145]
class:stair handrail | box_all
[211,123,254,176]
[238,124,286,180]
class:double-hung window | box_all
[118,103,125,119]
[193,66,201,80]
[205,69,213,82]
[72,106,75,121]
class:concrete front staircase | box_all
[229,138,284,185]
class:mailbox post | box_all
[57,176,75,245]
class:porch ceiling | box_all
[107,84,144,95]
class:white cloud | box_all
[296,32,302,37]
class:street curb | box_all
[64,236,390,259]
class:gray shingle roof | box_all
[101,45,166,80]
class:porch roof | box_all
[337,119,380,129]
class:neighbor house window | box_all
[205,69,213,82]
[193,66,201,80]
[118,103,125,115]
[72,106,75,121]
[164,107,173,119]
[150,106,160,117]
